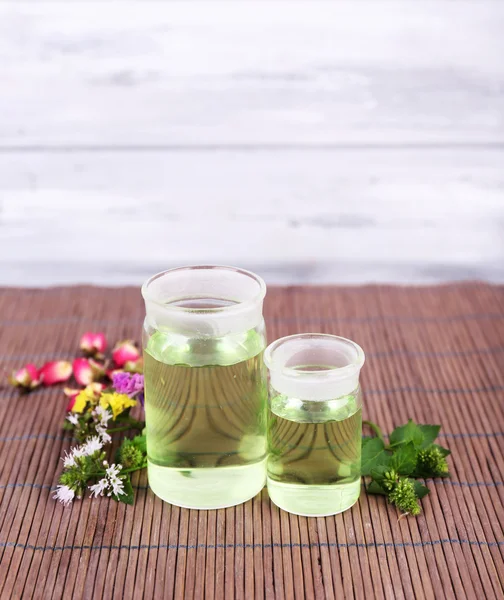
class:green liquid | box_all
[144,326,267,509]
[267,392,361,516]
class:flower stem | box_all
[91,463,147,478]
[106,426,134,434]
[107,418,145,434]
[363,420,384,442]
[121,464,148,475]
[116,417,145,429]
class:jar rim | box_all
[141,265,267,316]
[264,333,365,380]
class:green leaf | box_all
[389,420,424,449]
[116,476,134,505]
[366,480,388,495]
[370,465,390,483]
[412,480,430,499]
[132,434,147,454]
[390,442,417,476]
[418,425,441,448]
[415,467,447,478]
[361,438,391,476]
[362,436,373,450]
[412,465,451,479]
[431,443,451,457]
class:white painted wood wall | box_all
[1,1,503,285]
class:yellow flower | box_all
[71,383,104,413]
[72,390,88,413]
[99,392,137,419]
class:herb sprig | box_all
[55,434,147,505]
[362,419,451,516]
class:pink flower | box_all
[79,332,107,358]
[39,361,72,385]
[112,340,140,368]
[66,394,78,412]
[64,387,81,411]
[8,364,41,392]
[72,358,106,386]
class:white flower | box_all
[91,407,112,445]
[96,424,112,445]
[89,478,109,498]
[93,405,112,427]
[110,478,125,497]
[82,436,103,456]
[62,450,76,468]
[66,414,79,426]
[72,445,87,459]
[60,436,102,471]
[105,464,125,496]
[106,463,122,479]
[53,484,75,506]
[60,444,83,469]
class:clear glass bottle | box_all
[142,265,268,509]
[264,334,365,517]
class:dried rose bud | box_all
[72,358,106,386]
[106,367,124,380]
[123,357,143,374]
[39,361,72,385]
[8,364,41,392]
[64,387,80,397]
[79,332,107,358]
[112,340,140,368]
[87,382,105,395]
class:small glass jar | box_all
[264,334,365,517]
[142,265,268,509]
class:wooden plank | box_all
[0,149,503,284]
[0,0,503,286]
[0,1,502,146]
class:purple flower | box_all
[112,372,130,393]
[112,372,144,397]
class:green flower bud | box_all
[382,469,399,491]
[417,447,449,477]
[120,443,144,469]
[389,478,421,516]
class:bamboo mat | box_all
[0,283,503,599]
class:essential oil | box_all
[267,388,362,516]
[144,309,267,509]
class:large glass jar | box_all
[142,266,268,509]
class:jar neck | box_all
[269,370,361,401]
[143,301,265,337]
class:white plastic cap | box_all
[142,265,266,337]
[264,334,365,401]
